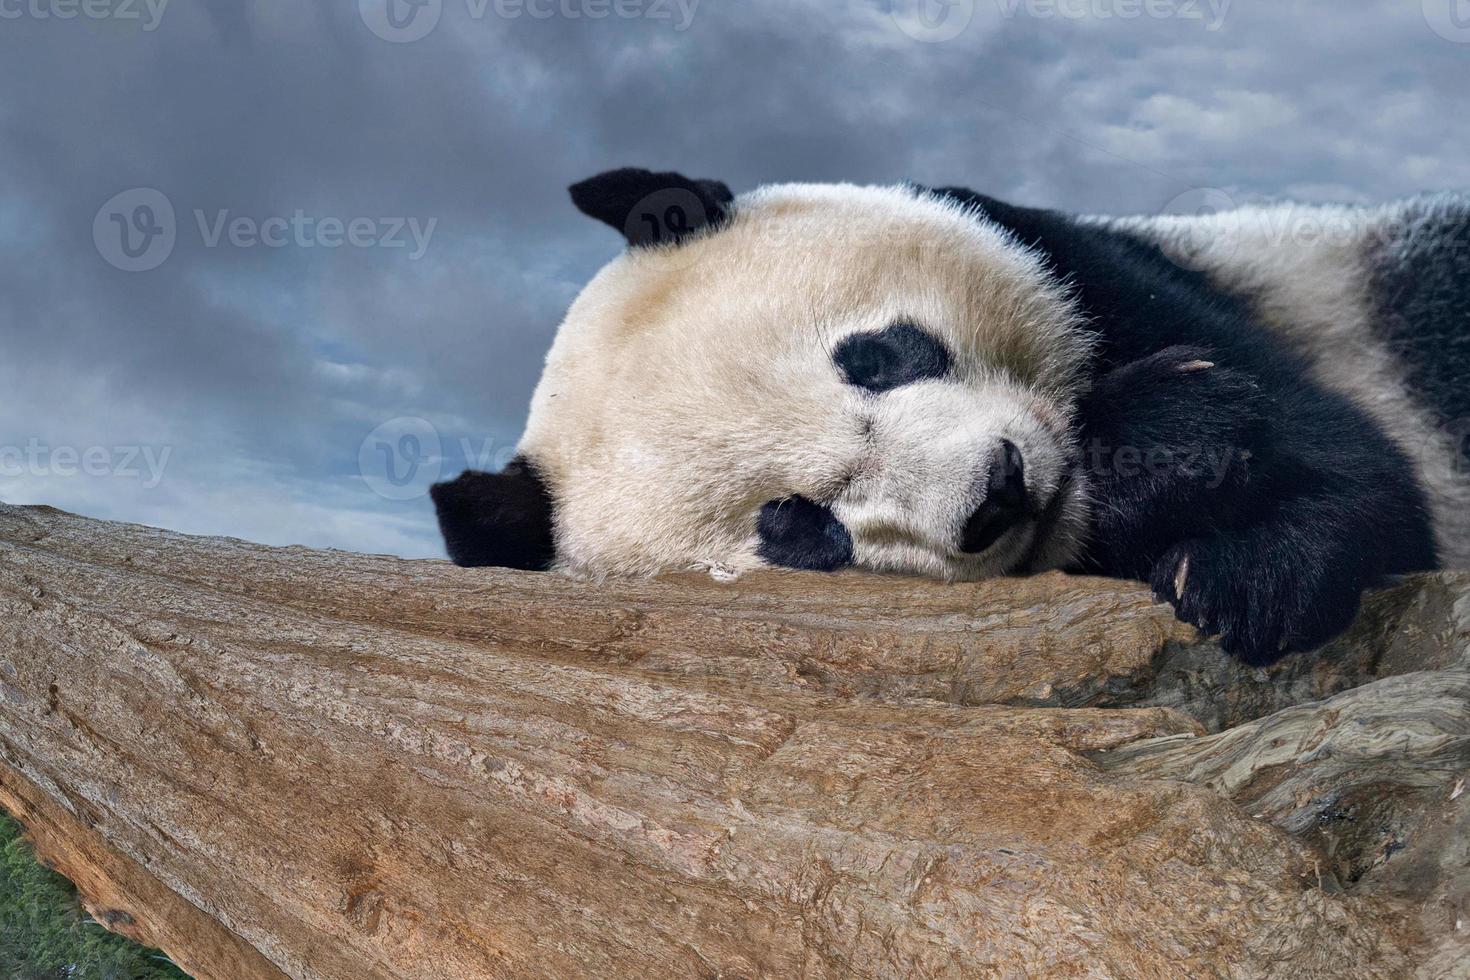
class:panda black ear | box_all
[430,457,555,570]
[568,168,733,247]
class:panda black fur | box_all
[935,187,1444,661]
[433,168,1468,666]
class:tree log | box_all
[0,502,1465,978]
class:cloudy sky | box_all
[2,0,1466,557]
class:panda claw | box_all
[1176,359,1215,373]
[702,562,741,583]
[1173,554,1191,597]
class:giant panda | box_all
[432,167,1470,666]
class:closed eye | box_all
[833,321,951,393]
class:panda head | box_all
[433,168,1096,582]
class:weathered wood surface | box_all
[0,502,1465,978]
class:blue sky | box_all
[2,0,1467,557]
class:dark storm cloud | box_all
[2,0,1466,555]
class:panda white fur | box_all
[432,168,1470,666]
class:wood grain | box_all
[1,503,1465,978]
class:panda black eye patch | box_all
[756,496,854,572]
[833,321,952,393]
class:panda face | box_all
[516,179,1095,581]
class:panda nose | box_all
[960,440,1028,554]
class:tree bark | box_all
[0,502,1465,978]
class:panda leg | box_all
[1080,347,1437,665]
[1076,346,1263,581]
[1150,502,1365,664]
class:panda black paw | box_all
[1083,345,1264,453]
[1150,536,1363,666]
[1077,345,1266,580]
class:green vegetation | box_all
[0,812,189,980]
